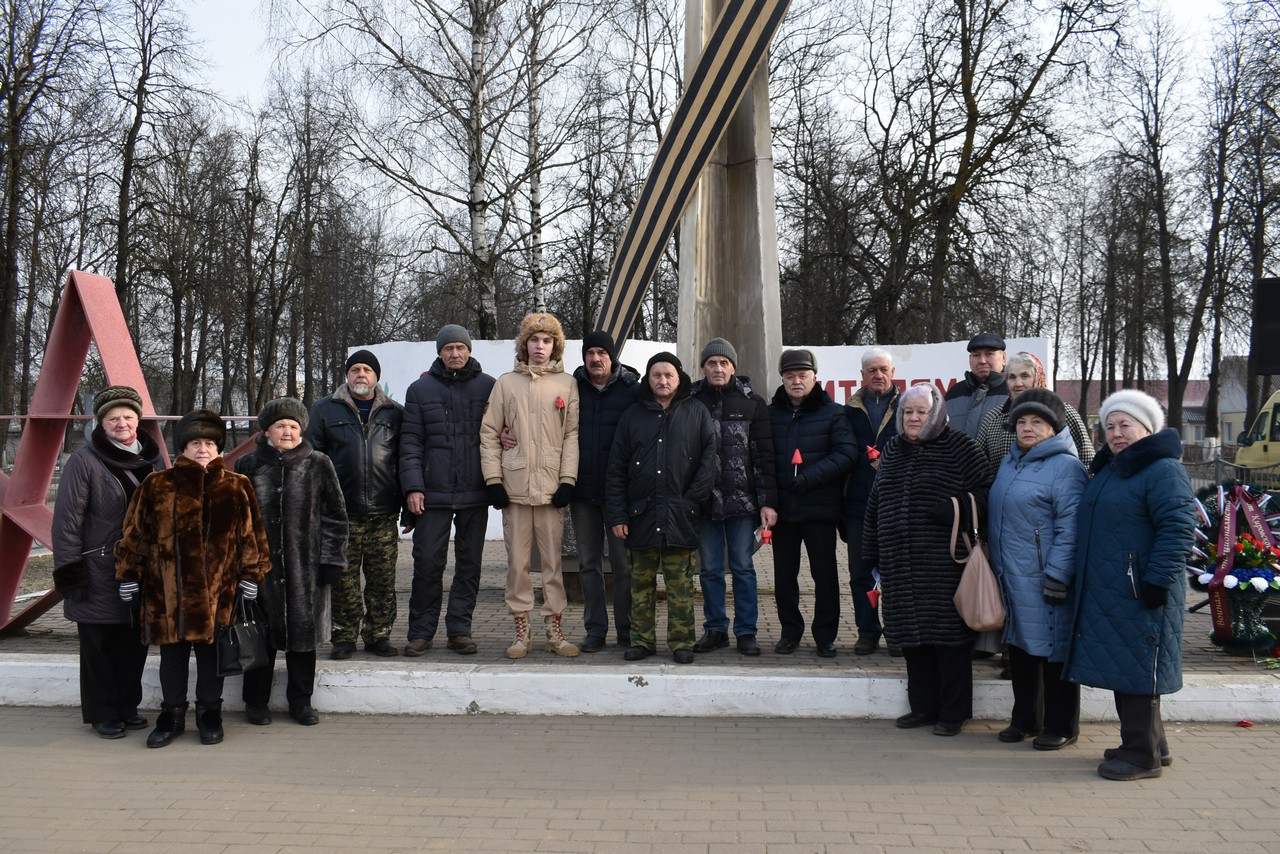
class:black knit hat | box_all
[258,397,309,433]
[345,349,381,379]
[175,409,226,452]
[646,351,682,374]
[582,330,617,362]
[1007,388,1066,434]
[94,385,143,422]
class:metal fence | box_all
[1184,455,1280,493]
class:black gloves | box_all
[319,564,344,586]
[488,483,510,509]
[792,474,809,494]
[928,495,972,528]
[551,483,574,508]
[53,561,88,602]
[1043,576,1069,606]
[1142,583,1169,609]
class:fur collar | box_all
[333,381,393,416]
[1089,427,1182,477]
[847,384,899,415]
[253,436,314,468]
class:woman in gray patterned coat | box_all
[863,383,994,736]
[236,398,348,726]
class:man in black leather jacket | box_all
[308,349,405,659]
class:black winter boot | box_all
[195,701,224,745]
[146,703,188,749]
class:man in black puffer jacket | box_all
[399,325,495,657]
[570,331,640,652]
[769,349,858,658]
[607,352,717,664]
[308,349,404,660]
[690,338,777,657]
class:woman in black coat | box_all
[863,382,993,736]
[236,398,348,726]
[51,385,163,738]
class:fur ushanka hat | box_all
[515,312,565,363]
[258,397,309,433]
[175,409,226,452]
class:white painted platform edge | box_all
[3,655,1278,721]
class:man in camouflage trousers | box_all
[308,349,405,659]
[606,352,717,664]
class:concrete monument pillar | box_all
[677,0,785,390]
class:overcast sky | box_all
[189,0,1226,106]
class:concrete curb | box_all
[3,654,1279,721]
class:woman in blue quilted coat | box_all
[1063,390,1195,781]
[988,389,1087,751]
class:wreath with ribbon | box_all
[1186,484,1280,651]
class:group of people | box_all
[868,333,1194,782]
[50,322,1195,782]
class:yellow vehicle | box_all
[1236,390,1280,479]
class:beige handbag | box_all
[950,494,1005,632]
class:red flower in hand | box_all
[865,445,880,461]
[555,396,565,410]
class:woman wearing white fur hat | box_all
[1063,389,1195,781]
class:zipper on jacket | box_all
[1126,551,1138,598]
[1035,529,1044,573]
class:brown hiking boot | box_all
[403,638,432,657]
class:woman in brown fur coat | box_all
[116,410,271,748]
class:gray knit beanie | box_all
[436,324,473,354]
[700,337,738,367]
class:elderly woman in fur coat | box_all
[116,410,271,748]
[235,398,347,727]
[52,385,163,739]
[863,383,994,736]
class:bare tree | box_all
[0,0,97,413]
[97,0,195,322]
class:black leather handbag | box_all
[216,595,270,676]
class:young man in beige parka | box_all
[480,312,581,658]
